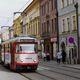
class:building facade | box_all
[9,26,14,39]
[13,16,23,36]
[21,0,41,50]
[1,26,10,42]
[40,0,57,60]
[57,0,78,63]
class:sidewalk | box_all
[39,59,80,70]
[63,64,80,70]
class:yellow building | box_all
[22,0,40,38]
[22,0,41,50]
[13,16,23,36]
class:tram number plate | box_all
[27,67,31,69]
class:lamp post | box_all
[13,12,23,37]
[56,0,59,52]
[74,3,80,63]
[13,12,27,36]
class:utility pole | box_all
[56,0,59,52]
[74,3,80,63]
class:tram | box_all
[1,35,39,71]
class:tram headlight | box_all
[33,59,37,62]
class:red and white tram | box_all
[1,35,39,71]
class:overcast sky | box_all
[0,0,32,28]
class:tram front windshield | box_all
[16,44,37,53]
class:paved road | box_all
[0,65,29,80]
[0,60,80,80]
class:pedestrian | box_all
[42,52,46,61]
[62,50,66,64]
[46,51,50,61]
[56,51,62,64]
[72,42,77,64]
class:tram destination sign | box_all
[20,39,35,42]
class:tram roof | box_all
[2,36,36,44]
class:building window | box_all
[35,23,36,34]
[73,16,76,30]
[54,0,57,9]
[67,18,70,31]
[43,5,45,15]
[52,19,54,33]
[47,21,49,33]
[51,0,53,10]
[67,0,69,6]
[73,0,74,4]
[42,23,43,34]
[47,1,49,13]
[62,0,64,8]
[41,6,43,16]
[54,18,57,32]
[44,22,46,32]
[44,3,46,14]
[69,0,73,4]
[62,19,65,32]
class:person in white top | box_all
[56,51,62,64]
[42,52,46,61]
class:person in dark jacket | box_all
[46,52,50,61]
[62,50,66,64]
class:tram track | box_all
[1,63,80,80]
[36,71,57,80]
[19,73,33,80]
[0,65,57,80]
[39,64,80,80]
[19,71,57,80]
[40,63,80,74]
[19,67,80,80]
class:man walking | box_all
[56,51,62,64]
[62,50,66,64]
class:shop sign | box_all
[41,40,44,43]
[51,38,57,42]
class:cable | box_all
[18,0,32,12]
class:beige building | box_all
[13,16,23,36]
[21,0,41,50]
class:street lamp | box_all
[13,12,23,37]
[14,12,22,15]
[56,0,59,52]
[13,12,23,21]
[13,11,27,36]
[74,2,80,63]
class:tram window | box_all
[16,45,19,52]
[34,44,38,52]
[16,44,36,53]
[20,46,22,51]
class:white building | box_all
[57,0,79,64]
[1,26,10,42]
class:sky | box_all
[0,0,32,28]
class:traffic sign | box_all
[68,36,74,44]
